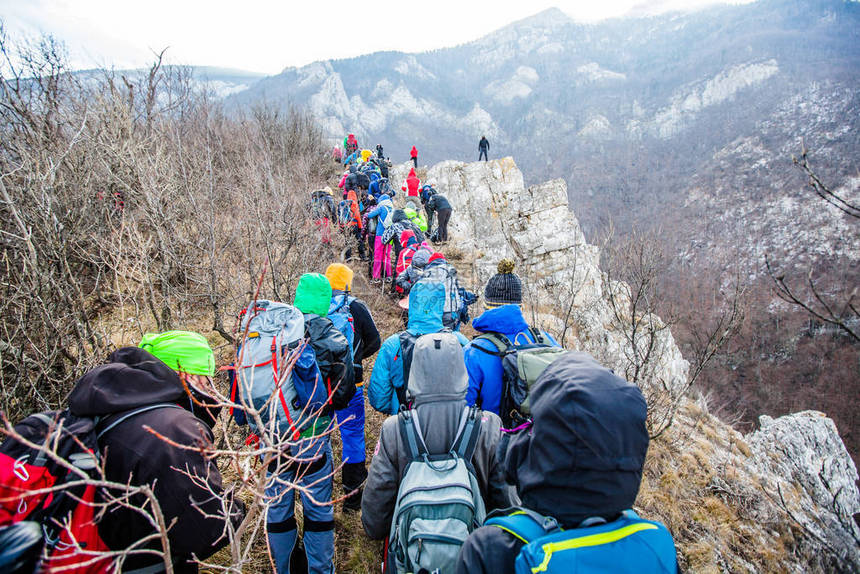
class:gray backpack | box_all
[388,406,485,574]
[236,300,309,439]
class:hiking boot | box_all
[370,278,382,285]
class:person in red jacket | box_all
[410,145,418,168]
[406,167,420,197]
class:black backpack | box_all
[304,315,356,411]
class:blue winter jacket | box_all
[368,281,469,414]
[464,304,559,416]
[365,194,392,237]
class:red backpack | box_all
[0,405,175,572]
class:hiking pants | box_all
[266,437,334,574]
[335,387,367,508]
[479,149,488,161]
[349,226,366,260]
[436,208,452,242]
[372,236,392,278]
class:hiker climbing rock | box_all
[425,189,453,243]
[406,167,420,197]
[410,145,418,168]
[376,144,384,158]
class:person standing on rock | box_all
[376,144,384,159]
[406,167,420,198]
[479,135,490,161]
[410,145,418,168]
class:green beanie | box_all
[139,330,215,376]
[293,273,333,317]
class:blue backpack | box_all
[327,294,355,351]
[485,508,678,574]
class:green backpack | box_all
[472,328,566,428]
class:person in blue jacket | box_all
[464,259,559,417]
[365,193,394,281]
[368,280,469,415]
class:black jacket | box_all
[68,347,244,572]
[456,352,649,574]
[348,298,381,382]
[479,137,489,151]
[427,194,451,213]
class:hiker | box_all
[479,135,490,161]
[406,167,420,197]
[464,260,559,419]
[69,332,244,572]
[376,144,384,158]
[262,273,357,574]
[381,208,426,270]
[394,243,433,295]
[362,333,511,573]
[410,145,418,168]
[403,199,428,232]
[395,230,421,276]
[338,190,366,261]
[456,352,678,574]
[426,190,453,243]
[365,193,395,282]
[368,280,469,415]
[310,188,336,245]
[325,264,381,511]
[346,133,358,155]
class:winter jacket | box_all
[67,347,244,572]
[337,172,348,189]
[294,273,356,413]
[426,193,451,213]
[380,210,425,246]
[365,194,393,237]
[406,169,420,197]
[342,190,363,229]
[330,289,381,383]
[464,305,559,416]
[403,206,428,231]
[362,333,510,540]
[456,352,650,574]
[396,236,420,276]
[479,137,490,152]
[410,146,418,159]
[368,281,469,415]
[394,245,433,294]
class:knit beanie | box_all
[139,330,215,376]
[325,263,354,292]
[484,259,522,307]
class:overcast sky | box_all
[1,0,755,75]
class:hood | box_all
[427,253,446,265]
[473,305,529,336]
[504,352,648,527]
[68,347,186,416]
[411,247,432,269]
[406,280,445,334]
[294,273,333,317]
[408,333,467,405]
[392,209,407,223]
[400,229,416,247]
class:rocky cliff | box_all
[391,157,860,572]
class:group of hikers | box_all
[313,135,455,286]
[0,138,678,574]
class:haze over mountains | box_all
[225,0,858,247]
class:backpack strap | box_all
[470,332,512,357]
[398,408,428,461]
[485,508,562,544]
[453,405,481,461]
[97,403,185,440]
[528,326,547,345]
